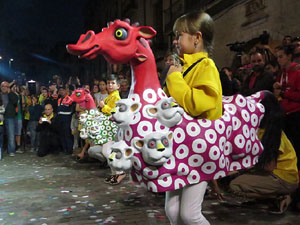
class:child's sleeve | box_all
[101,94,120,115]
[166,59,221,118]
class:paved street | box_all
[0,151,299,225]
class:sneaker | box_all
[16,149,24,154]
[9,153,15,157]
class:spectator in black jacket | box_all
[241,51,274,96]
[36,104,61,157]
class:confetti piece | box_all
[110,200,116,203]
[82,195,89,198]
[90,215,97,219]
[30,218,37,222]
[63,212,69,215]
[211,202,220,205]
[88,203,94,207]
[148,213,155,217]
[9,212,15,215]
[0,198,4,201]
[61,190,72,193]
[95,219,103,222]
[75,201,81,204]
[96,210,103,214]
[23,212,28,215]
[72,195,78,198]
[71,206,77,209]
[56,209,67,212]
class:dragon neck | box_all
[129,44,162,104]
[84,95,96,110]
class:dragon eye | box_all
[115,28,128,40]
[161,101,171,110]
[119,104,127,112]
[161,137,169,147]
[148,139,156,149]
[76,92,81,97]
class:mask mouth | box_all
[66,44,100,59]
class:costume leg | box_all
[165,189,184,225]
[180,181,210,225]
[88,145,105,162]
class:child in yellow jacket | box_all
[164,11,223,225]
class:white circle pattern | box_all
[132,156,142,171]
[187,170,200,183]
[201,162,217,174]
[143,89,157,103]
[175,144,189,159]
[177,163,190,176]
[205,129,217,144]
[173,128,185,144]
[251,114,258,127]
[234,134,246,149]
[163,155,176,170]
[235,95,246,107]
[143,166,159,179]
[137,121,153,137]
[186,122,201,137]
[209,146,221,160]
[124,127,133,142]
[188,155,204,167]
[215,120,225,134]
[158,174,172,187]
[192,139,207,153]
[174,178,186,190]
[198,119,212,128]
[241,109,250,122]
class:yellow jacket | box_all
[166,52,222,120]
[258,129,299,184]
[102,90,120,115]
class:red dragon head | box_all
[66,19,156,64]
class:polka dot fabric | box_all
[127,91,266,192]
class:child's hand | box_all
[167,64,183,76]
[98,100,105,108]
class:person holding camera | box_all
[36,103,61,157]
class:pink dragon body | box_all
[67,20,267,192]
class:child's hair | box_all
[106,74,120,84]
[173,11,214,55]
[99,79,107,84]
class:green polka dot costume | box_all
[79,109,118,145]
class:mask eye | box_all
[148,139,156,149]
[161,137,169,147]
[119,104,127,112]
[115,151,122,159]
[115,28,128,40]
[76,92,81,97]
[161,101,171,110]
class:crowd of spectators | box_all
[0,69,131,159]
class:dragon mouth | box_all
[67,44,100,59]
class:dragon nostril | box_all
[81,32,92,44]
